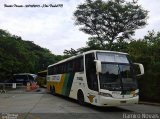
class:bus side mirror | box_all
[134,63,144,76]
[94,60,102,73]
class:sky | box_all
[0,0,160,55]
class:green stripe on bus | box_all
[65,73,75,96]
[61,73,69,95]
[61,73,75,96]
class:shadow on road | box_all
[86,105,133,112]
[50,93,133,113]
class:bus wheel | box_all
[77,90,84,105]
[50,86,55,95]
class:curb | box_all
[139,101,160,106]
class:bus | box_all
[47,50,144,106]
[13,73,37,86]
[36,70,47,87]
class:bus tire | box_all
[50,86,55,95]
[77,90,85,105]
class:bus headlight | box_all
[99,92,112,97]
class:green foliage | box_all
[128,31,160,102]
[74,0,148,50]
[65,0,148,56]
[63,48,78,56]
[0,29,64,82]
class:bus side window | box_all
[68,61,73,72]
[73,57,84,72]
[85,53,98,91]
[63,63,67,73]
[79,57,84,72]
[53,67,56,75]
[48,66,54,75]
[66,62,69,72]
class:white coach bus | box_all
[47,50,144,106]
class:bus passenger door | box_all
[85,53,99,104]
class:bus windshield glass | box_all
[97,52,137,91]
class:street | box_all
[0,89,160,119]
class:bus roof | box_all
[48,50,128,68]
[83,50,128,55]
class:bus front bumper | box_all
[98,96,139,106]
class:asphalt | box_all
[0,88,160,119]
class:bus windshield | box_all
[97,52,137,91]
[99,63,137,91]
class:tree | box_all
[74,0,148,50]
[0,29,60,81]
[63,48,78,56]
[128,31,160,102]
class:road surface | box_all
[0,89,160,119]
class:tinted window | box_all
[68,61,73,72]
[14,75,28,82]
[28,75,34,81]
[48,56,84,75]
[85,53,98,91]
[73,57,84,72]
[13,75,29,85]
[48,66,54,75]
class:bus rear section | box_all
[47,56,84,96]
